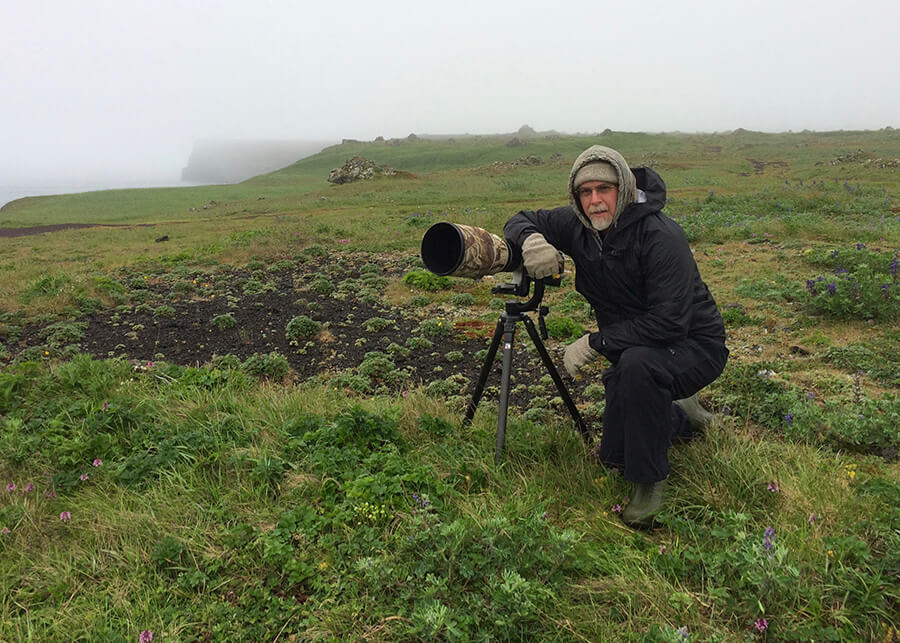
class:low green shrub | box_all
[403,270,452,292]
[362,317,396,333]
[406,336,433,350]
[210,313,237,330]
[286,315,322,341]
[309,276,335,296]
[267,259,296,272]
[242,352,290,379]
[357,351,407,388]
[39,321,87,348]
[445,351,464,363]
[419,318,454,338]
[450,292,475,306]
[544,316,583,341]
[242,278,276,296]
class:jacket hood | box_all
[567,145,665,232]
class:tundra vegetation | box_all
[0,129,898,641]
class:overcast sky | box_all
[2,0,898,183]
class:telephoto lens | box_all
[420,222,516,278]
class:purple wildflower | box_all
[5,483,15,492]
[830,249,839,258]
[92,458,103,467]
[890,259,898,277]
[677,625,689,638]
[763,526,775,550]
[23,483,35,494]
[139,631,154,643]
[80,473,89,481]
[784,413,794,426]
[807,391,815,400]
[0,527,10,534]
[826,282,837,295]
[59,511,71,522]
[658,545,668,554]
[767,481,780,493]
[45,490,57,498]
[856,243,865,250]
[808,513,816,525]
[805,279,817,295]
[754,618,768,632]
[102,401,109,410]
[612,504,622,514]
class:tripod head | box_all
[492,267,562,315]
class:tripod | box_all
[463,273,591,463]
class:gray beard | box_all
[589,216,612,231]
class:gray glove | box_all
[563,334,600,378]
[521,233,559,279]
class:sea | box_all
[0,178,197,211]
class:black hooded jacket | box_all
[504,165,725,362]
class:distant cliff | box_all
[181,139,334,183]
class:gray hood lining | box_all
[567,145,637,231]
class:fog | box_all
[2,0,898,189]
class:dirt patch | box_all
[0,222,166,238]
[2,252,601,431]
[746,159,789,175]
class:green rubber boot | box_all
[621,479,667,529]
[674,393,714,431]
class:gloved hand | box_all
[563,334,600,378]
[521,233,559,279]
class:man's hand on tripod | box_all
[564,334,600,378]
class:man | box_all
[504,145,728,527]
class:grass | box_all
[1,128,899,640]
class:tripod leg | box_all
[464,317,505,425]
[495,316,519,464]
[521,315,591,442]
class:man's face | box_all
[577,180,618,231]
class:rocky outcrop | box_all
[327,157,398,184]
[828,149,900,168]
[478,156,546,172]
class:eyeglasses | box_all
[577,184,617,199]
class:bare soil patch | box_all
[3,252,600,430]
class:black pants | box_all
[598,338,728,484]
